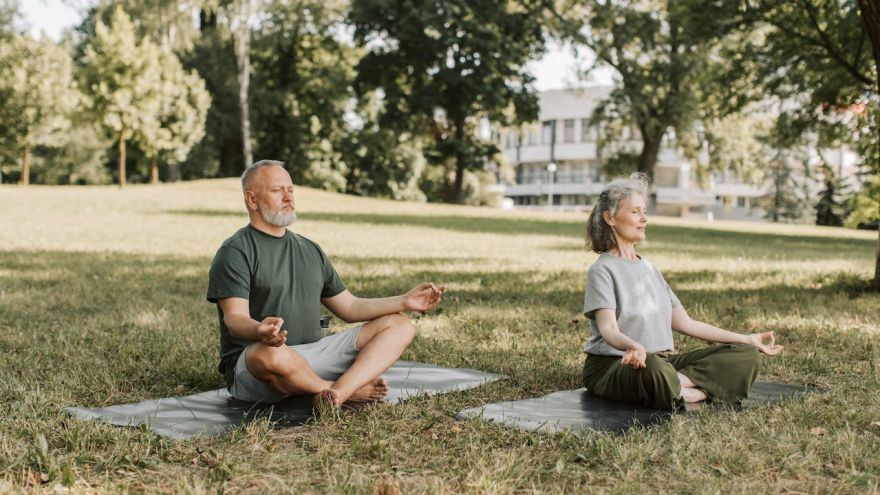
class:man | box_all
[207,160,444,406]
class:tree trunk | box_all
[118,130,126,187]
[638,127,663,181]
[21,144,29,186]
[150,159,159,184]
[235,0,253,171]
[856,0,880,289]
[451,120,466,203]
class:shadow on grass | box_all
[168,209,874,259]
[1,249,877,408]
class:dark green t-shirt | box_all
[206,225,346,387]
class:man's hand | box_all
[256,317,287,347]
[403,283,445,312]
[621,344,647,369]
[745,331,783,356]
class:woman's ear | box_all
[602,210,614,227]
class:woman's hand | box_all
[745,331,783,356]
[621,344,647,369]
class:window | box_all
[528,127,539,146]
[581,119,594,141]
[563,119,575,143]
[737,196,747,208]
[542,120,555,145]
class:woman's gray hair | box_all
[586,172,650,253]
[241,159,286,193]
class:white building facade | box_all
[498,88,767,220]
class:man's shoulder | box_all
[218,225,253,248]
[212,226,256,263]
[290,231,322,250]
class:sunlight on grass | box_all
[0,180,878,493]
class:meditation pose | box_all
[207,160,443,406]
[581,175,782,409]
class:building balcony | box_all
[502,182,606,197]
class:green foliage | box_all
[136,47,211,168]
[249,0,353,190]
[0,0,18,40]
[178,14,242,179]
[0,33,79,182]
[567,0,735,178]
[703,111,775,185]
[350,0,547,202]
[343,96,428,201]
[80,7,162,142]
[815,164,846,227]
[95,0,207,52]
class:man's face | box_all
[249,166,296,227]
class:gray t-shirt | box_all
[582,253,681,356]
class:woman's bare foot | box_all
[346,377,389,403]
[681,387,707,403]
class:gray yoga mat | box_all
[67,360,500,440]
[457,382,817,433]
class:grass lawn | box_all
[0,179,878,494]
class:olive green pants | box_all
[582,343,761,410]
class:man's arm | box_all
[671,305,783,355]
[218,297,287,347]
[322,283,444,323]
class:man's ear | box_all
[244,191,258,211]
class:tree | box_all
[350,0,547,203]
[178,8,243,179]
[231,0,254,170]
[249,0,355,190]
[0,34,78,185]
[136,48,210,183]
[815,163,846,226]
[728,0,880,287]
[79,6,163,187]
[562,0,748,180]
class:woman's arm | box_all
[671,305,783,355]
[594,308,647,368]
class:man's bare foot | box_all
[346,377,389,403]
[313,388,341,409]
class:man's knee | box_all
[371,313,416,342]
[246,343,302,378]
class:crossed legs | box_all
[243,313,415,406]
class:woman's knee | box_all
[728,343,762,369]
[640,354,681,407]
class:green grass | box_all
[0,180,878,493]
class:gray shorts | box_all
[230,325,362,403]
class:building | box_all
[497,88,768,220]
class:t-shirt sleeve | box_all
[583,266,616,320]
[666,283,681,308]
[318,247,346,298]
[206,245,252,303]
[653,265,681,309]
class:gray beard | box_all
[259,204,297,227]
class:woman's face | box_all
[605,193,647,244]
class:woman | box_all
[582,174,782,410]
